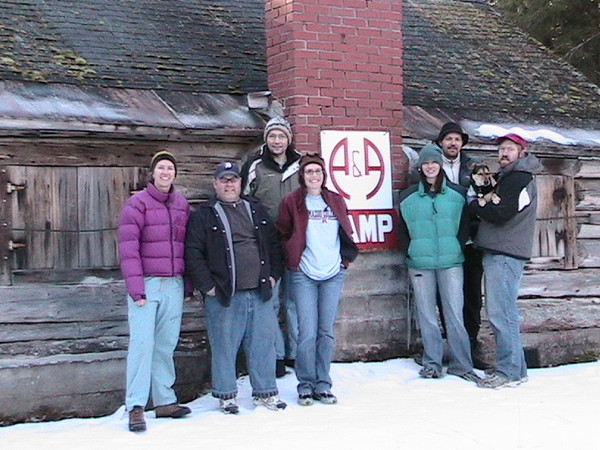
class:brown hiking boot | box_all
[129,406,146,432]
[155,403,191,418]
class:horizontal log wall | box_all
[0,251,411,425]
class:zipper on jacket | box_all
[167,200,175,276]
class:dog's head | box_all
[470,164,496,195]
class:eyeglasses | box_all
[304,169,323,176]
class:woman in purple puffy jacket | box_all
[118,150,191,432]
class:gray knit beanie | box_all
[263,117,293,143]
[418,143,443,166]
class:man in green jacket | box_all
[242,117,302,376]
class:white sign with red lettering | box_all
[320,130,392,210]
[321,130,398,250]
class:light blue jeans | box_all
[273,273,298,360]
[409,266,473,376]
[126,276,184,411]
[205,288,279,399]
[289,268,346,395]
[483,252,528,380]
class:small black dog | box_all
[468,163,500,206]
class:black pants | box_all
[462,245,484,346]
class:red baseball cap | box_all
[497,133,528,150]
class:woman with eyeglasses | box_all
[276,153,358,406]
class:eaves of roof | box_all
[0,80,265,139]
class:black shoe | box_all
[276,359,287,378]
[284,358,295,368]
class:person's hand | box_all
[269,276,276,288]
[135,299,146,306]
[206,287,216,296]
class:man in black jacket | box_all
[435,122,486,368]
[469,133,541,388]
[185,161,287,414]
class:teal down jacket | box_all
[398,179,467,270]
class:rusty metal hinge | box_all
[8,240,26,251]
[7,182,26,194]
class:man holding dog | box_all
[469,133,541,389]
[435,122,486,367]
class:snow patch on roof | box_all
[467,121,600,147]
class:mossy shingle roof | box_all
[0,0,266,94]
[403,0,600,128]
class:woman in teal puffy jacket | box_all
[397,144,478,383]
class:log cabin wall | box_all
[0,134,415,425]
[0,136,257,425]
[444,146,600,368]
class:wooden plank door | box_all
[533,174,578,269]
[5,166,146,283]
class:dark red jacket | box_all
[276,187,358,271]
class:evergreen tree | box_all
[493,0,600,85]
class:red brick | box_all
[308,96,334,106]
[307,78,334,89]
[332,97,358,108]
[341,17,367,27]
[307,59,334,70]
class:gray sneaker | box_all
[219,398,239,415]
[458,371,482,384]
[419,366,441,379]
[313,391,338,405]
[253,395,287,411]
[298,393,314,406]
[477,373,523,389]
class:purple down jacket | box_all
[118,181,190,300]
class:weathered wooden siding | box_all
[461,152,600,367]
[0,137,412,425]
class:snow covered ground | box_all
[1,358,599,450]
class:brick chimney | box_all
[264,0,405,188]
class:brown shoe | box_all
[129,406,146,432]
[155,403,191,418]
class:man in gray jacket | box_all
[469,133,541,389]
[242,117,301,376]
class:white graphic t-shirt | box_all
[300,194,341,281]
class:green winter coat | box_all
[398,179,467,270]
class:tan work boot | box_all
[155,403,191,418]
[129,406,146,432]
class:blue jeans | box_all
[409,266,473,376]
[289,268,346,395]
[126,276,184,411]
[483,252,528,380]
[205,288,279,399]
[273,272,298,360]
